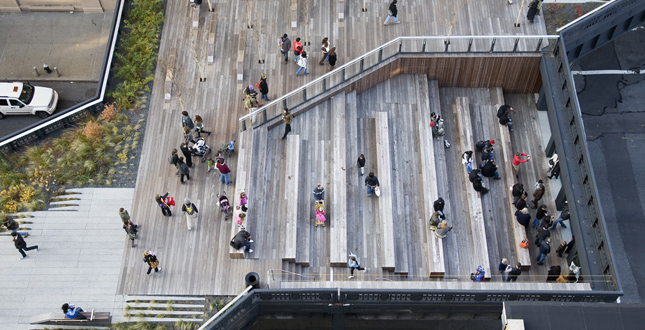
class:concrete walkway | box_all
[0,11,113,81]
[0,188,132,329]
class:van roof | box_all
[0,82,24,98]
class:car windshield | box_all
[18,83,35,104]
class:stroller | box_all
[217,191,233,219]
[219,140,235,157]
[191,137,212,163]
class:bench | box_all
[164,50,176,103]
[282,134,300,262]
[30,309,111,325]
[237,29,247,84]
[338,0,345,24]
[230,129,254,259]
[416,76,446,278]
[329,93,349,266]
[208,18,216,65]
[375,111,396,272]
[455,97,492,280]
[192,6,200,29]
[491,92,532,271]
[290,0,298,28]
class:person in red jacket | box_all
[512,152,530,178]
[293,38,304,63]
[216,159,232,185]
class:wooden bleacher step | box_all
[330,92,348,267]
[415,75,446,278]
[230,128,256,259]
[375,111,396,272]
[491,88,532,270]
[283,134,300,262]
[454,97,492,280]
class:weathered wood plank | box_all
[283,135,300,262]
[329,93,348,267]
[375,111,396,272]
[207,16,216,65]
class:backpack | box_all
[499,116,509,125]
[475,140,488,151]
[186,204,195,215]
[520,238,529,248]
[168,156,174,164]
[496,106,507,118]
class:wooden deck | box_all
[118,0,561,296]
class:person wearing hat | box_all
[279,34,291,64]
[181,197,199,231]
[471,266,485,282]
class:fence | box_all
[0,0,125,150]
[239,35,558,131]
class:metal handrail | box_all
[197,285,254,330]
[238,35,559,125]
[268,269,316,285]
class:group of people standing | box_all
[278,34,338,76]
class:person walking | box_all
[531,180,545,209]
[281,109,293,140]
[231,229,254,253]
[154,193,172,216]
[178,157,191,184]
[552,200,570,229]
[536,238,551,265]
[123,221,138,247]
[365,172,380,196]
[296,51,309,76]
[183,126,196,145]
[279,34,292,64]
[347,252,367,279]
[11,232,38,260]
[170,148,180,175]
[182,198,199,231]
[527,0,540,23]
[327,47,338,70]
[143,250,161,275]
[216,159,232,185]
[506,263,523,282]
[497,105,514,132]
[119,208,139,228]
[193,115,211,137]
[181,111,195,131]
[481,159,502,180]
[293,38,304,63]
[180,142,194,168]
[472,176,489,195]
[313,184,325,201]
[384,0,400,25]
[258,74,269,101]
[357,154,366,175]
[512,152,530,178]
[319,37,330,65]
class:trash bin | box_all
[245,272,259,288]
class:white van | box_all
[0,82,59,119]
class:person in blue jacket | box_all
[62,303,85,319]
[471,266,486,282]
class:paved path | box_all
[0,188,132,329]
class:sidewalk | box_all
[0,188,132,329]
[0,11,113,82]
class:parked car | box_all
[0,82,59,119]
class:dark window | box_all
[0,99,8,106]
[9,99,23,106]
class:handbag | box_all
[520,238,529,248]
[375,186,381,197]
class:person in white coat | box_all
[296,51,309,76]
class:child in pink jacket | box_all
[315,206,326,226]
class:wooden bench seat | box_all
[192,6,200,29]
[208,18,216,65]
[230,128,254,259]
[164,49,176,103]
[30,309,110,325]
[415,75,446,278]
[455,97,492,280]
[491,89,532,270]
[330,93,348,266]
[283,134,300,262]
[237,29,246,83]
[375,111,396,272]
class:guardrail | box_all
[204,288,620,330]
[0,0,125,149]
[238,35,558,131]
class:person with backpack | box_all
[472,176,489,195]
[347,252,367,279]
[154,192,172,216]
[123,221,138,247]
[143,250,161,275]
[496,105,514,132]
[469,168,483,183]
[178,157,191,184]
[293,38,303,63]
[182,197,199,231]
[475,139,494,152]
[231,229,254,253]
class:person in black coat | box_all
[170,148,180,175]
[534,205,548,229]
[231,229,254,253]
[180,143,193,168]
[258,74,269,101]
[469,168,482,183]
[481,159,501,180]
[472,176,489,195]
[433,197,445,213]
[154,192,172,216]
[357,154,366,176]
[327,47,337,69]
[365,172,380,196]
[527,0,540,23]
[512,183,525,202]
[506,263,522,282]
[384,0,399,25]
[514,208,531,227]
[546,265,561,282]
[11,232,38,259]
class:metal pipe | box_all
[197,285,254,330]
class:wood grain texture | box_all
[375,111,396,272]
[329,93,348,266]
